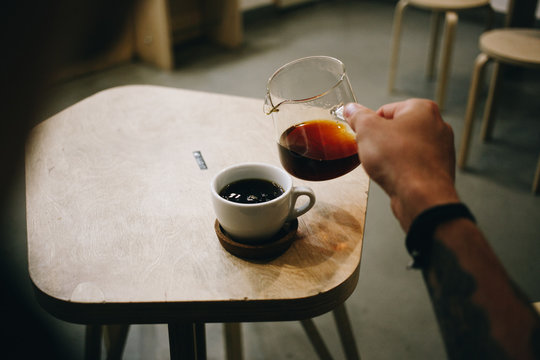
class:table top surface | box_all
[25,85,369,324]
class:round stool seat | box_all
[480,29,540,68]
[409,0,489,11]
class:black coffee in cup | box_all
[219,179,284,204]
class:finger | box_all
[343,103,379,133]
[377,98,440,121]
[375,101,404,119]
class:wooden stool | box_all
[388,0,492,110]
[457,28,540,193]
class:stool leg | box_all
[300,319,333,360]
[85,325,102,360]
[104,325,130,360]
[533,155,540,194]
[485,5,495,30]
[224,323,243,360]
[332,303,360,360]
[458,53,490,168]
[480,61,501,142]
[388,0,409,93]
[427,12,443,79]
[435,11,458,111]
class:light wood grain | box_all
[26,85,369,324]
[480,29,540,68]
[409,0,489,11]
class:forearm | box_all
[343,99,540,358]
[422,218,540,359]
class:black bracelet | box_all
[406,203,476,269]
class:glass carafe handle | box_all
[330,103,345,121]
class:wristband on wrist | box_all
[405,203,476,269]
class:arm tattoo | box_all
[422,239,540,359]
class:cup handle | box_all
[287,186,316,220]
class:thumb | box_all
[343,103,380,134]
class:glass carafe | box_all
[264,56,360,181]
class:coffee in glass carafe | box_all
[264,56,360,181]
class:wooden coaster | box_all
[214,219,298,260]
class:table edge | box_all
[31,264,360,324]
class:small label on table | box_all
[193,151,208,170]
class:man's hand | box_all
[344,99,460,231]
[346,99,540,360]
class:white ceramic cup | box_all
[211,163,316,243]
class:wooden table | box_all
[25,85,369,358]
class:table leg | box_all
[85,325,102,360]
[224,323,243,360]
[104,324,130,360]
[168,322,207,360]
[300,319,333,360]
[332,303,360,360]
[195,323,207,359]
